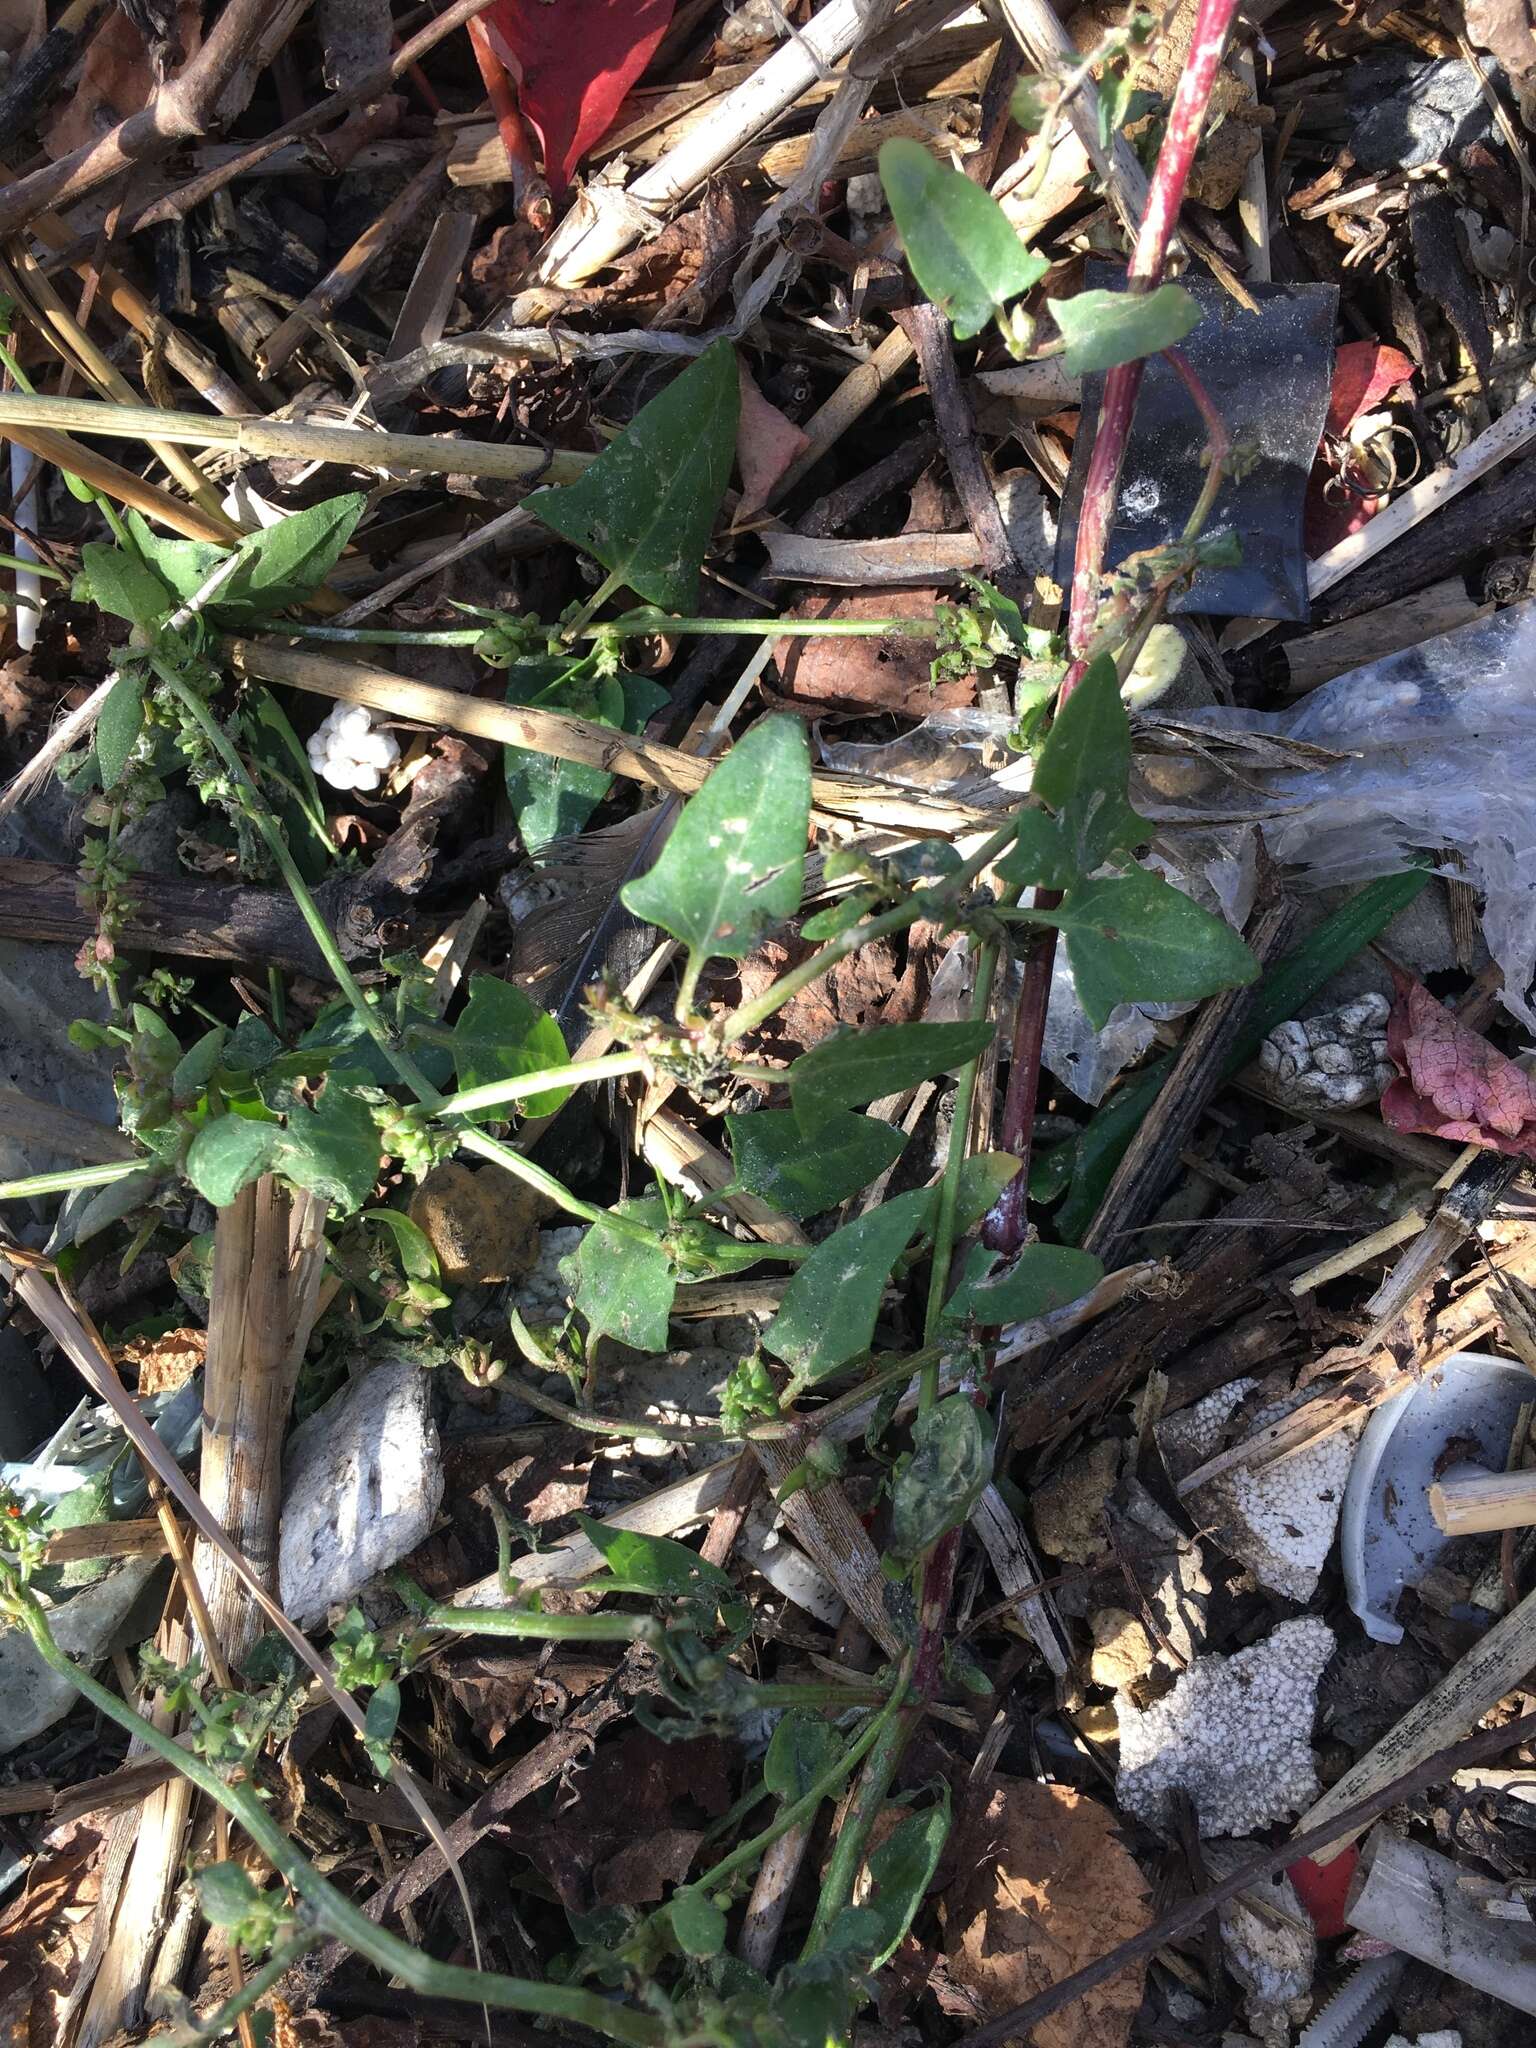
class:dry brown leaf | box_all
[117,1323,206,1394]
[43,0,202,158]
[0,1827,102,2048]
[0,0,43,64]
[774,589,975,715]
[1466,0,1536,108]
[942,1776,1152,2048]
[595,1826,702,1907]
[515,1726,735,1910]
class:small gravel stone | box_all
[1259,992,1394,1110]
[1032,1438,1120,1564]
[1089,1606,1156,1691]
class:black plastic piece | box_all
[1054,272,1338,622]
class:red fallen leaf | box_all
[485,0,675,196]
[1381,972,1536,1158]
[1325,340,1417,439]
[735,363,809,520]
[1304,341,1416,554]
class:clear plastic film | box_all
[1168,602,1536,1026]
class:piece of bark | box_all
[72,1611,197,2048]
[1173,1221,1536,1498]
[1280,576,1489,694]
[896,301,1017,581]
[760,529,982,586]
[1010,1138,1363,1451]
[194,1176,300,1669]
[752,1439,909,1659]
[0,856,424,973]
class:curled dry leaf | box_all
[941,1776,1152,2048]
[117,1323,207,1395]
[1381,971,1536,1159]
[1304,340,1416,553]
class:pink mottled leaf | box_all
[1381,973,1536,1158]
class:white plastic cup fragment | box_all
[1347,1825,1536,2017]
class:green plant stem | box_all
[410,1604,664,1644]
[680,1663,910,1905]
[6,1584,665,2047]
[182,1930,320,2044]
[160,661,437,1094]
[562,567,629,636]
[0,550,65,581]
[800,1699,915,1956]
[0,1159,144,1201]
[918,932,1004,1372]
[717,817,1023,1045]
[434,1049,649,1118]
[589,613,941,642]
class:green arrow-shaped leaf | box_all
[526,339,739,611]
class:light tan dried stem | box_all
[0,391,592,487]
[230,638,992,837]
[195,1176,300,1666]
[0,246,237,529]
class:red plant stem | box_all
[912,1526,962,1698]
[1066,0,1245,657]
[989,0,1243,1258]
[466,17,552,230]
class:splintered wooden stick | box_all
[1430,1468,1536,1537]
[195,1175,301,1667]
[232,637,995,836]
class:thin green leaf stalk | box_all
[409,1604,664,1643]
[434,1049,650,1118]
[561,567,630,637]
[1,1577,665,2047]
[267,615,942,648]
[0,1159,144,1201]
[179,1931,321,2046]
[805,927,1006,1960]
[918,929,1006,1372]
[679,1660,910,1905]
[0,551,65,582]
[590,614,941,642]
